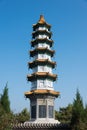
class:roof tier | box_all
[28,59,56,69]
[31,38,53,47]
[30,47,55,57]
[32,30,52,39]
[33,15,51,31]
[25,89,60,98]
[27,72,57,81]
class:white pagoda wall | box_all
[36,26,49,31]
[35,35,49,40]
[35,43,50,49]
[31,79,53,90]
[32,65,52,73]
[33,54,51,61]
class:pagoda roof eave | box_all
[28,59,56,69]
[30,38,53,47]
[25,89,60,98]
[32,30,52,39]
[33,22,51,28]
[30,47,55,57]
[31,38,53,43]
[27,72,57,81]
[32,30,52,35]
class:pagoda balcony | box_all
[30,47,55,57]
[25,89,60,98]
[32,30,52,39]
[28,59,56,69]
[31,38,53,47]
[27,72,57,81]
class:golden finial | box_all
[38,15,45,24]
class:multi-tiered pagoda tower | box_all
[25,15,60,124]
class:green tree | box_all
[71,89,84,130]
[55,110,59,120]
[84,104,87,120]
[83,104,87,129]
[14,108,30,123]
[55,104,72,124]
[0,83,11,113]
[0,83,12,130]
[0,109,13,130]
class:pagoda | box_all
[25,15,60,124]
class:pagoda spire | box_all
[38,15,45,24]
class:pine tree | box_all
[83,104,87,129]
[0,83,13,130]
[56,104,72,124]
[59,104,72,124]
[0,83,11,113]
[71,89,84,130]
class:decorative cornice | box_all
[27,72,57,81]
[25,89,60,98]
[31,38,53,47]
[32,30,52,39]
[30,47,55,57]
[28,59,56,69]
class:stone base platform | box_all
[24,118,60,124]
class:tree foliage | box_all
[0,83,13,130]
[0,83,11,113]
[0,83,30,130]
[55,104,72,124]
[55,89,87,130]
[14,108,30,123]
[70,89,86,130]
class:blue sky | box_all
[0,0,87,113]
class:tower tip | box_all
[38,15,45,24]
